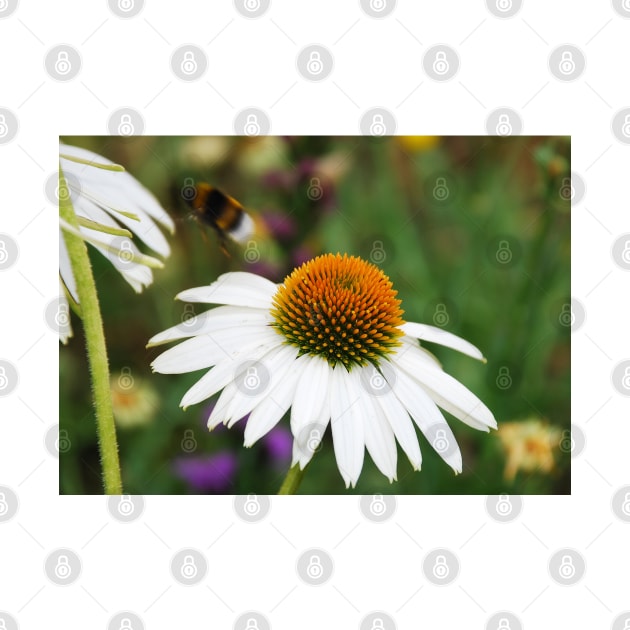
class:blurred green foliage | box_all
[60,135,570,495]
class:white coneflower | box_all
[59,144,174,342]
[148,253,496,488]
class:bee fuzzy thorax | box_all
[188,184,254,244]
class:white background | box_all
[0,1,629,628]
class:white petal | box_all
[179,340,276,409]
[151,326,279,373]
[74,195,171,259]
[243,367,301,446]
[329,366,365,488]
[96,241,153,293]
[179,362,237,409]
[221,344,300,428]
[400,336,443,368]
[61,144,174,233]
[59,142,114,170]
[355,375,397,482]
[291,356,331,468]
[290,355,329,438]
[177,272,277,309]
[401,321,485,361]
[374,387,422,471]
[388,362,462,474]
[207,381,238,430]
[59,230,78,303]
[58,281,73,344]
[68,216,158,293]
[147,306,271,347]
[394,343,496,431]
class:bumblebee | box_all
[184,183,254,255]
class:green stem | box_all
[278,464,308,495]
[59,165,123,494]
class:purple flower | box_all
[261,170,294,191]
[296,157,317,177]
[173,451,237,493]
[244,260,283,282]
[262,211,297,240]
[292,245,315,268]
[263,425,293,467]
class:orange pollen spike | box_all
[270,253,405,369]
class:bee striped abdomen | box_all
[188,183,254,245]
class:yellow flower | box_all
[497,419,562,482]
[110,371,159,428]
[397,136,440,152]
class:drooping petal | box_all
[374,387,422,471]
[355,369,397,482]
[401,321,485,361]
[96,241,153,293]
[387,362,462,474]
[60,144,174,233]
[243,367,301,446]
[329,366,365,488]
[394,342,496,431]
[74,194,171,259]
[291,356,331,468]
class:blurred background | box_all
[60,135,571,495]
